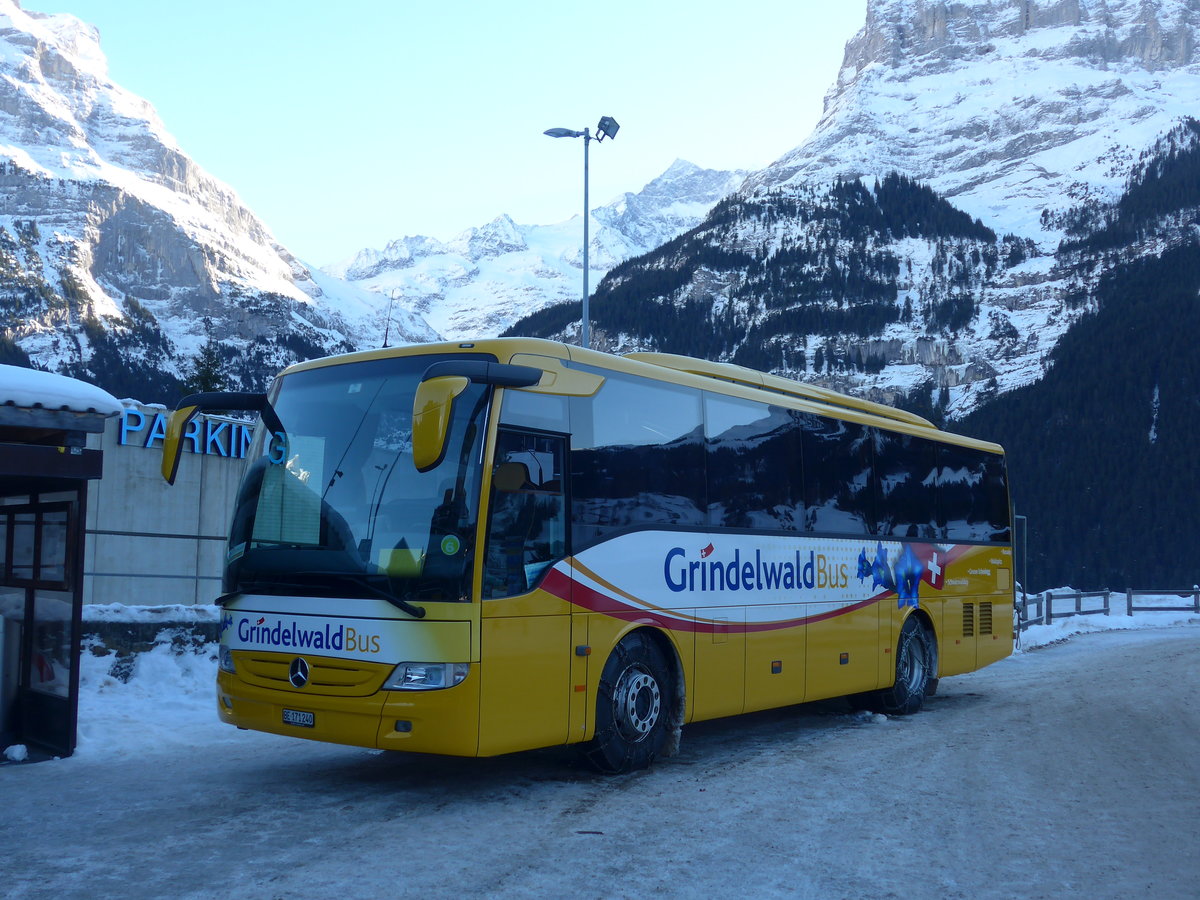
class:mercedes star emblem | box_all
[289,657,310,688]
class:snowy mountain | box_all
[0,0,436,401]
[509,0,1200,419]
[327,159,746,340]
[747,0,1200,239]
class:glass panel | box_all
[484,431,568,598]
[938,445,1010,542]
[0,516,7,573]
[981,453,1012,542]
[0,585,22,623]
[705,394,804,531]
[226,354,489,603]
[801,414,873,535]
[12,513,34,580]
[28,590,73,698]
[39,510,68,583]
[569,369,706,548]
[874,430,939,538]
[499,390,569,432]
[33,491,77,504]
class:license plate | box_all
[282,708,315,728]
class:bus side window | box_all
[800,413,873,535]
[705,394,804,531]
[938,444,1010,542]
[874,430,939,539]
[569,371,706,548]
[484,430,568,598]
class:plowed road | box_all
[5,627,1198,899]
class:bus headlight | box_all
[383,662,469,691]
[219,645,236,674]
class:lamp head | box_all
[596,116,619,142]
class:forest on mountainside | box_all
[957,243,1200,590]
[956,123,1200,589]
[504,173,1010,371]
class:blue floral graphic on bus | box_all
[894,544,925,608]
[856,549,872,583]
[871,542,895,593]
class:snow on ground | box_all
[3,593,1195,764]
[2,608,1197,900]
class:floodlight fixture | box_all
[596,116,619,142]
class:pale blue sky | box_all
[24,1,867,266]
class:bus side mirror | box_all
[161,404,203,485]
[412,376,470,472]
[161,391,278,485]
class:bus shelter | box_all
[0,366,120,761]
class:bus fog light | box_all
[219,645,236,674]
[383,662,469,690]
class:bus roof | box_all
[279,337,1004,455]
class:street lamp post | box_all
[543,116,619,350]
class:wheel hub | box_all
[614,666,661,741]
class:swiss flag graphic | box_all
[700,543,715,558]
[921,550,945,590]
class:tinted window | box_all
[484,430,568,598]
[705,394,803,531]
[801,413,873,535]
[874,430,938,538]
[938,444,1010,542]
[570,370,706,548]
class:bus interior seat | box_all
[494,461,533,492]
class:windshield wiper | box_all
[237,573,426,619]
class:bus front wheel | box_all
[863,616,934,716]
[584,632,670,774]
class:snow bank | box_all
[83,603,221,623]
[74,633,228,760]
[49,599,1200,762]
[1018,587,1200,650]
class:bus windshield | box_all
[224,354,490,605]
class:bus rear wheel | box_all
[584,632,670,774]
[862,616,934,716]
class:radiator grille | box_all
[962,603,975,638]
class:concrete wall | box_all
[85,405,250,607]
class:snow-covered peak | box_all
[331,160,747,340]
[449,213,529,259]
[745,0,1200,241]
[0,1,437,397]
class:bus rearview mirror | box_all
[160,391,278,485]
[412,376,471,472]
[161,404,202,485]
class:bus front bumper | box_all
[216,669,481,756]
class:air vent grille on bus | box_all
[979,602,993,636]
[963,603,975,638]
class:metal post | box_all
[1014,513,1028,608]
[582,128,590,350]
[1126,588,1134,617]
[1045,591,1053,624]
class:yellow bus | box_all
[162,338,1013,772]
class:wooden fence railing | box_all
[1016,589,1200,632]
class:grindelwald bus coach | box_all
[162,338,1013,773]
